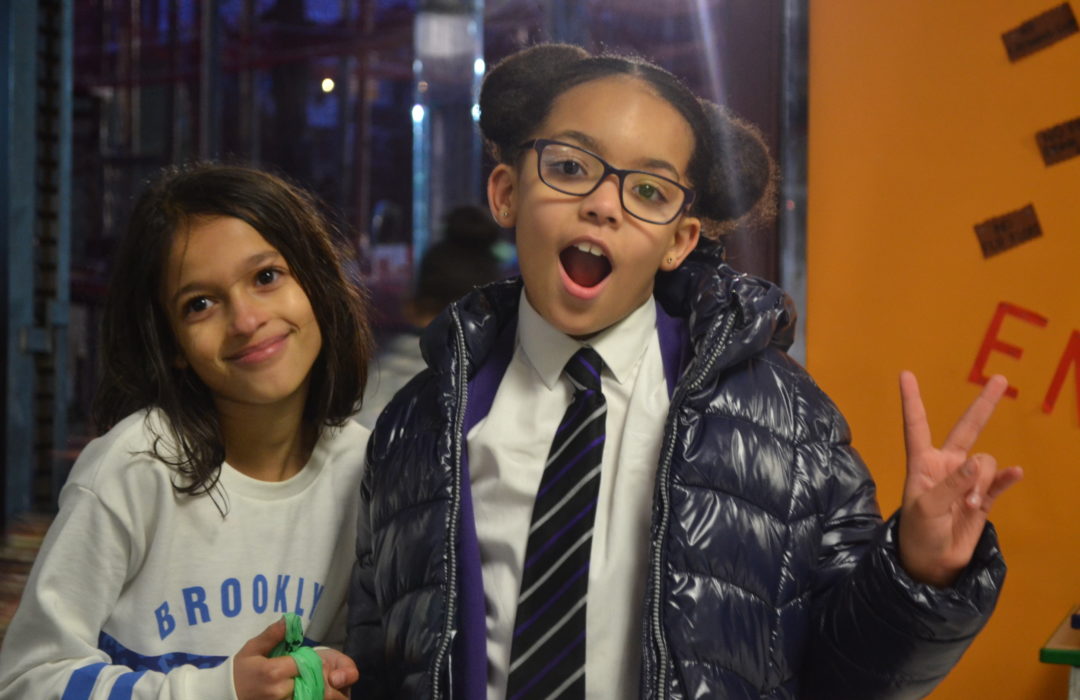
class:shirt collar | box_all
[518,289,657,390]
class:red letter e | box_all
[968,301,1048,398]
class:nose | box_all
[227,291,268,336]
[580,175,623,226]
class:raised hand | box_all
[896,371,1023,588]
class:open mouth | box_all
[559,242,612,288]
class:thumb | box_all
[918,457,981,515]
[237,617,287,658]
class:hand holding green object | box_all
[268,613,325,700]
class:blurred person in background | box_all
[355,205,506,428]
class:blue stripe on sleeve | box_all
[98,630,227,672]
[107,670,147,700]
[61,662,108,700]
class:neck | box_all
[214,388,314,482]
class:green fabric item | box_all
[268,613,324,700]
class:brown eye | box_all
[255,267,282,286]
[183,296,213,317]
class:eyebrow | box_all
[550,129,684,181]
[170,250,283,305]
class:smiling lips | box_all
[226,333,289,365]
[560,242,612,290]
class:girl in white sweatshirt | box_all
[0,163,374,700]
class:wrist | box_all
[898,548,961,588]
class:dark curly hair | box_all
[93,162,373,501]
[479,43,776,238]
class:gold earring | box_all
[666,256,674,264]
[501,209,509,218]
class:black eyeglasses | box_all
[520,139,695,225]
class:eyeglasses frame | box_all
[519,138,696,225]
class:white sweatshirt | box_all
[0,409,369,700]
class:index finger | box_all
[942,374,1008,453]
[900,370,933,456]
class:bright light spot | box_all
[474,58,486,76]
[321,78,335,93]
[411,104,426,123]
[471,103,481,121]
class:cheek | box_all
[294,293,323,348]
[307,314,324,352]
[175,330,214,368]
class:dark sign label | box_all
[1036,116,1080,165]
[974,204,1043,258]
[1001,3,1078,61]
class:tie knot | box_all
[565,347,603,394]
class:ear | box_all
[659,215,701,271]
[487,164,518,228]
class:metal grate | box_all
[32,0,70,510]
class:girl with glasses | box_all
[346,44,1021,699]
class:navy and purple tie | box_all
[506,346,606,700]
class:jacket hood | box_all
[654,237,796,374]
[421,237,796,379]
[421,276,522,376]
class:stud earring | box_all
[501,209,510,219]
[666,256,674,264]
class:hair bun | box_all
[694,101,778,236]
[479,44,589,161]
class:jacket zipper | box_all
[431,305,470,700]
[649,310,737,699]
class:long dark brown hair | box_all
[93,162,373,499]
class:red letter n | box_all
[1042,330,1080,425]
[968,301,1048,398]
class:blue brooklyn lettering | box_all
[155,602,175,640]
[253,574,268,613]
[294,577,305,617]
[153,573,326,637]
[274,575,290,613]
[182,586,211,626]
[221,578,242,618]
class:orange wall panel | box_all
[808,2,1079,698]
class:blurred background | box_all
[1,0,805,520]
[3,2,1078,698]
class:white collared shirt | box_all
[469,290,670,699]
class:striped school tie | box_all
[506,346,606,700]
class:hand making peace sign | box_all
[896,371,1024,588]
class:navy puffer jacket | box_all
[346,242,1005,699]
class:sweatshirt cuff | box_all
[178,655,239,700]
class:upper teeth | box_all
[573,242,604,257]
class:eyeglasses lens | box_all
[536,142,686,224]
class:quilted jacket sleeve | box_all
[800,404,1006,699]
[345,446,392,700]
